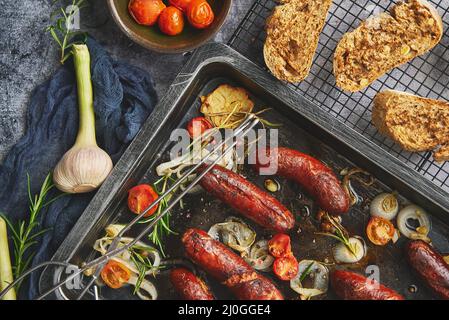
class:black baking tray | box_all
[39,43,449,300]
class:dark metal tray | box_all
[39,43,449,300]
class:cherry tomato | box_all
[273,254,299,281]
[128,0,166,26]
[128,184,159,216]
[158,6,185,36]
[169,0,192,12]
[186,117,213,138]
[268,233,292,258]
[186,0,214,29]
[101,260,131,289]
[366,216,395,246]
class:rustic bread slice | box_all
[264,0,333,83]
[334,0,443,92]
[372,90,449,162]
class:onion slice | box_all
[370,193,399,220]
[396,205,431,242]
[128,275,158,300]
[290,260,329,300]
[332,237,366,264]
[244,240,274,271]
[208,217,256,253]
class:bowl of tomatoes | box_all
[108,0,231,53]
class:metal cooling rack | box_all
[229,0,449,192]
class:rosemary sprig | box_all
[139,176,177,256]
[46,0,88,64]
[0,173,64,290]
[129,247,162,294]
[299,261,315,283]
[316,214,358,257]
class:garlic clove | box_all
[53,146,113,193]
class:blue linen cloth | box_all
[0,38,158,299]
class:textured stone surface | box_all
[0,0,253,161]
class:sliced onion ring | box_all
[332,236,366,264]
[397,205,431,242]
[128,275,158,300]
[370,193,399,220]
[290,260,329,300]
[244,240,274,271]
[208,217,256,253]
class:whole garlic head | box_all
[53,146,113,193]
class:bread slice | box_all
[264,0,333,83]
[372,90,449,162]
[334,0,443,92]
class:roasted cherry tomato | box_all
[101,260,131,289]
[366,216,395,246]
[169,0,192,12]
[158,6,185,36]
[186,117,213,138]
[128,0,166,26]
[268,233,292,258]
[186,0,214,29]
[128,184,159,216]
[273,254,298,281]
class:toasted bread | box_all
[372,90,449,162]
[334,0,443,92]
[264,0,333,83]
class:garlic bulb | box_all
[53,45,113,193]
[53,146,113,193]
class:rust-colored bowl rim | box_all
[107,0,232,54]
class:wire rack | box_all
[229,0,449,192]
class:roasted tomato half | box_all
[158,6,185,36]
[366,216,395,246]
[128,0,166,26]
[273,254,298,281]
[268,233,292,258]
[169,0,192,12]
[128,184,159,216]
[186,117,213,138]
[101,260,132,289]
[186,0,214,29]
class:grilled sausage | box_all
[170,268,214,300]
[199,165,295,232]
[405,240,449,299]
[331,270,404,300]
[254,147,349,215]
[182,228,284,300]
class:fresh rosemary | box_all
[0,173,64,290]
[316,213,358,257]
[46,0,88,64]
[299,261,315,283]
[139,176,177,256]
[129,247,161,294]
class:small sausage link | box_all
[199,165,295,232]
[254,147,349,215]
[170,268,214,300]
[405,240,449,299]
[331,270,404,300]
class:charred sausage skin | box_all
[199,165,295,232]
[254,147,349,215]
[405,240,449,299]
[331,270,404,300]
[170,268,214,300]
[182,228,284,300]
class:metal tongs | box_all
[0,114,260,300]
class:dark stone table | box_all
[0,0,253,160]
